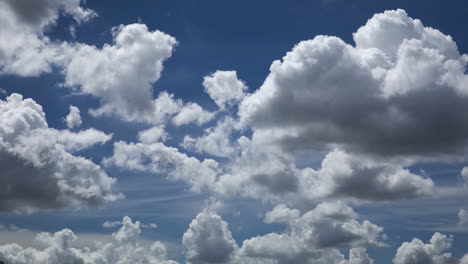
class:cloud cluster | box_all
[182,203,381,264]
[393,232,465,264]
[0,216,178,264]
[103,140,221,192]
[0,0,93,76]
[239,9,468,159]
[0,93,120,213]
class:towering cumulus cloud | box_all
[0,94,119,213]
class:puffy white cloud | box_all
[172,102,214,127]
[348,248,374,264]
[0,93,120,213]
[183,209,238,264]
[181,203,380,264]
[238,9,468,159]
[393,232,459,264]
[0,216,178,264]
[215,136,433,203]
[62,24,181,123]
[461,167,468,186]
[182,117,238,157]
[138,125,168,144]
[458,209,468,226]
[264,204,300,224]
[203,71,248,110]
[0,0,93,76]
[103,141,221,192]
[65,105,82,129]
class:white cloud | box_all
[458,209,468,226]
[393,232,459,264]
[0,0,94,76]
[65,105,82,129]
[203,71,248,110]
[0,93,120,213]
[461,167,468,186]
[264,204,300,224]
[138,125,168,144]
[62,24,180,124]
[172,102,214,127]
[181,203,380,264]
[0,216,179,264]
[238,9,468,160]
[183,209,238,264]
[103,141,221,192]
[182,117,238,157]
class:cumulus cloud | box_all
[65,105,82,129]
[138,125,168,144]
[62,24,181,123]
[393,232,462,264]
[0,216,178,264]
[182,203,380,264]
[0,93,120,213]
[182,117,238,157]
[183,209,238,264]
[203,71,248,110]
[238,9,468,159]
[103,141,221,192]
[0,0,93,76]
[172,102,214,127]
[458,209,468,226]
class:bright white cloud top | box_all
[0,0,467,263]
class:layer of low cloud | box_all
[0,216,178,264]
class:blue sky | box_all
[0,1,468,263]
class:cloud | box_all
[138,125,168,144]
[393,232,461,264]
[103,141,221,192]
[181,203,380,264]
[103,219,158,229]
[0,216,178,264]
[0,93,120,213]
[183,209,238,264]
[172,102,214,127]
[215,138,433,203]
[238,9,468,159]
[0,0,93,76]
[65,105,82,129]
[62,24,181,124]
[182,117,238,157]
[458,209,468,226]
[203,71,248,110]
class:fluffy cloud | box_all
[172,103,214,127]
[238,9,468,159]
[183,209,238,264]
[0,93,120,213]
[182,117,238,157]
[215,136,433,203]
[103,141,221,192]
[0,216,178,264]
[138,125,168,144]
[182,203,380,264]
[393,232,461,264]
[65,105,82,129]
[458,209,468,226]
[0,0,93,76]
[203,71,248,110]
[62,24,181,123]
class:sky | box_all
[0,0,468,263]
